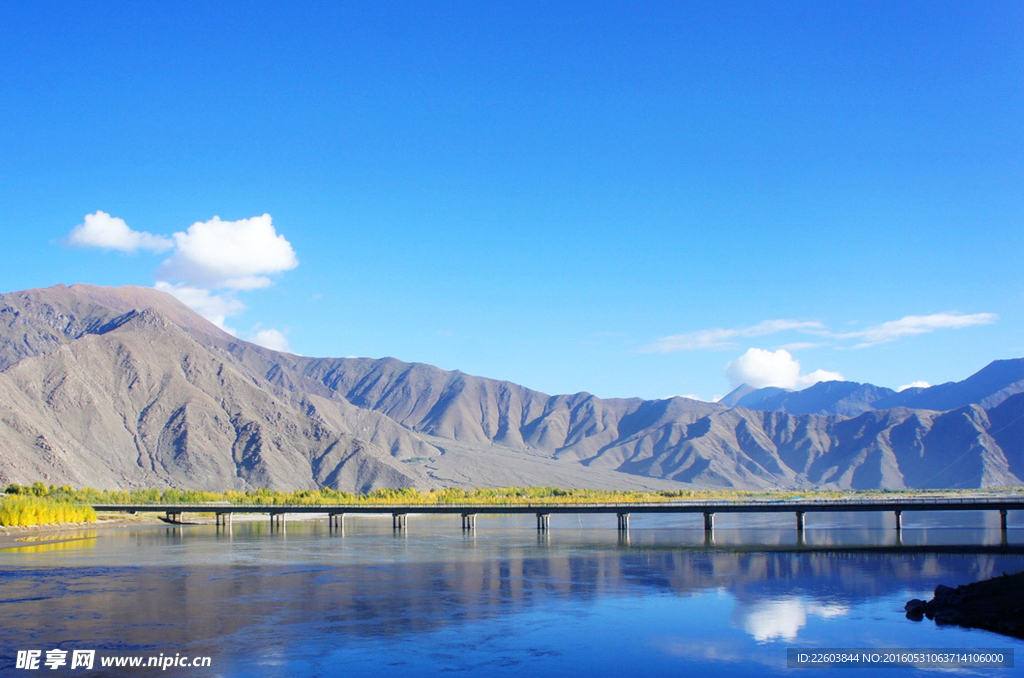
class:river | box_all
[2,511,1022,676]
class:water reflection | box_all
[0,532,97,554]
[0,519,1021,676]
[731,597,850,642]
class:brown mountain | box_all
[0,284,1020,491]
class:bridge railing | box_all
[89,495,1024,511]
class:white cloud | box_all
[838,312,997,348]
[800,368,845,386]
[674,393,725,403]
[250,328,291,352]
[158,214,298,290]
[898,380,931,392]
[66,211,173,253]
[68,212,299,346]
[644,312,996,355]
[642,320,825,353]
[775,342,821,351]
[725,348,844,389]
[154,282,244,334]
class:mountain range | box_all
[720,361,1024,415]
[1,284,1022,491]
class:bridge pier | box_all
[270,512,286,528]
[617,513,630,531]
[796,511,805,533]
[461,513,477,531]
[536,513,551,531]
[329,512,345,531]
[895,510,903,532]
[215,512,232,527]
[703,511,714,533]
[1000,509,1008,532]
[165,512,183,524]
[392,513,408,530]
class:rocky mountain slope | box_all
[720,381,897,416]
[725,358,1024,416]
[0,284,1021,491]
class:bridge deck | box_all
[92,496,1024,516]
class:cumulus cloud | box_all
[642,320,825,353]
[66,211,173,253]
[838,312,997,347]
[898,380,931,392]
[69,212,299,347]
[157,214,298,290]
[725,348,844,389]
[154,282,244,334]
[250,328,291,352]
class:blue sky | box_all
[1,1,1022,401]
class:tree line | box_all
[6,481,1006,513]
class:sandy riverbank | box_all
[1,510,400,549]
[0,512,167,550]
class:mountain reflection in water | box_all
[1,518,1021,676]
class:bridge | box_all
[93,495,1023,537]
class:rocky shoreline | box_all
[906,571,1024,639]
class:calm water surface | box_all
[1,511,1022,677]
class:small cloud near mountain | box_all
[153,282,245,334]
[251,328,291,353]
[725,348,843,389]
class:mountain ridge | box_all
[1,284,1021,491]
[724,358,1024,418]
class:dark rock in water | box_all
[906,571,1024,639]
[904,599,926,621]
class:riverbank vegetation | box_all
[0,493,97,527]
[5,482,1022,508]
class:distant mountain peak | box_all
[718,383,760,407]
[720,379,897,416]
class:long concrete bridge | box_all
[93,495,1023,536]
